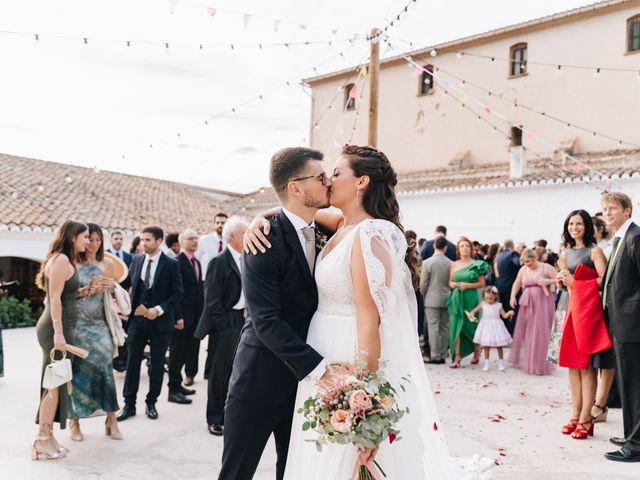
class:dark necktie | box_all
[144,259,153,290]
[218,240,223,254]
[602,236,621,305]
[190,257,200,282]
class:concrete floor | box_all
[1,327,636,479]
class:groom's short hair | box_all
[270,147,324,199]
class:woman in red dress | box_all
[556,210,610,439]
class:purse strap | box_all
[49,348,67,362]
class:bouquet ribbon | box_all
[351,457,383,480]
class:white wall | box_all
[398,179,640,247]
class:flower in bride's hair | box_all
[330,409,351,433]
[348,389,373,413]
[379,395,394,412]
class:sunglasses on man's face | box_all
[283,172,329,189]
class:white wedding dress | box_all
[284,219,492,480]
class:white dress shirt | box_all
[280,208,327,382]
[196,232,225,278]
[141,250,164,316]
[610,218,633,265]
[228,246,246,310]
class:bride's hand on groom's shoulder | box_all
[244,216,272,255]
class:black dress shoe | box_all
[426,358,446,364]
[180,386,196,396]
[145,404,159,419]
[116,405,136,422]
[168,392,193,404]
[208,424,224,436]
[605,447,640,462]
[610,437,626,447]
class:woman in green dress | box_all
[33,220,92,460]
[447,236,488,368]
[68,223,122,441]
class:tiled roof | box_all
[0,153,242,233]
[224,149,640,211]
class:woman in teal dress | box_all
[68,223,122,441]
[447,236,488,368]
[33,220,91,460]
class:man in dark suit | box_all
[107,230,133,267]
[420,225,456,261]
[195,219,248,436]
[167,228,204,404]
[218,147,334,480]
[601,192,640,462]
[117,226,183,421]
[495,239,521,335]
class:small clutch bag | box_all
[42,349,73,390]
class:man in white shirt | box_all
[196,213,228,277]
[194,218,248,436]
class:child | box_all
[468,286,514,371]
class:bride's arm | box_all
[351,230,381,372]
[314,209,343,232]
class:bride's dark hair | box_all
[342,144,403,232]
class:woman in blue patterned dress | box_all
[68,223,123,441]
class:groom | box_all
[218,147,332,480]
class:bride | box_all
[251,145,491,479]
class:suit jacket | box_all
[496,249,520,294]
[227,211,323,408]
[605,222,640,342]
[107,248,133,267]
[194,248,243,339]
[175,252,204,327]
[420,252,452,308]
[420,238,456,261]
[129,251,183,334]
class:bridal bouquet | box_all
[298,362,410,480]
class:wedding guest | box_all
[68,224,122,441]
[107,230,132,267]
[535,246,548,263]
[196,212,228,379]
[420,236,452,364]
[195,218,248,436]
[117,226,183,422]
[508,249,557,375]
[593,216,613,259]
[420,225,456,261]
[165,232,180,258]
[485,243,500,286]
[33,221,90,460]
[168,228,203,398]
[418,238,426,251]
[447,236,488,368]
[495,240,520,336]
[515,242,526,255]
[405,230,426,353]
[555,210,609,440]
[130,236,143,255]
[600,192,640,462]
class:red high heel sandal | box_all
[561,419,578,435]
[571,419,594,439]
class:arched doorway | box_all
[0,257,44,312]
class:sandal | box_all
[592,404,608,423]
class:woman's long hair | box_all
[342,145,403,232]
[78,223,105,263]
[561,209,596,248]
[36,220,88,290]
[404,231,421,291]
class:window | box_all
[509,43,527,77]
[511,126,523,147]
[419,65,435,95]
[344,83,356,111]
[628,15,640,53]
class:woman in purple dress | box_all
[509,248,557,375]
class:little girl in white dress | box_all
[468,286,514,371]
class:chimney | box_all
[509,146,526,179]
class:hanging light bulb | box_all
[37,184,44,192]
[430,49,437,57]
[65,175,72,183]
[456,52,463,59]
[554,65,562,75]
[259,188,265,194]
[593,68,601,78]
[490,57,496,65]
[11,192,18,200]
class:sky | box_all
[0,0,598,193]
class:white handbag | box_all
[42,349,73,391]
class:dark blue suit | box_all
[420,237,457,261]
[496,249,521,335]
[107,248,133,268]
[122,251,183,407]
[218,211,323,480]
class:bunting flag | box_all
[605,177,612,190]
[207,7,217,16]
[589,169,596,180]
[273,19,281,32]
[359,66,368,77]
[349,85,357,99]
[561,151,568,167]
[243,14,252,28]
[412,65,423,77]
[575,160,582,175]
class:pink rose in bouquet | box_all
[349,390,373,414]
[330,409,352,433]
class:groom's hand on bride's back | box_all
[244,216,272,255]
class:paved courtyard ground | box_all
[1,326,636,479]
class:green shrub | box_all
[0,296,37,329]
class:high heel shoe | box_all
[105,419,123,440]
[561,418,579,435]
[69,419,83,442]
[571,418,594,439]
[592,404,608,423]
[449,354,462,369]
[31,430,67,461]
